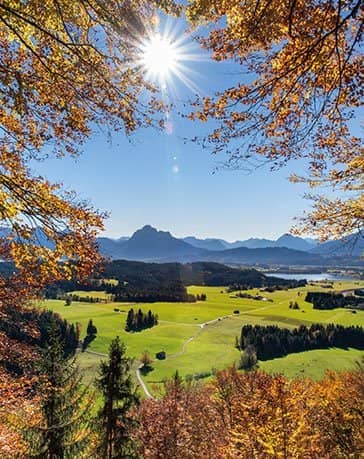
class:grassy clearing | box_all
[38,280,364,395]
[259,348,363,380]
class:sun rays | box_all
[136,18,202,95]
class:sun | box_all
[136,23,202,93]
[140,33,179,80]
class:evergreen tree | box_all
[136,310,143,332]
[125,309,135,332]
[87,319,97,336]
[95,337,139,459]
[82,319,98,351]
[25,320,92,458]
[125,308,158,332]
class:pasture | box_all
[37,280,364,395]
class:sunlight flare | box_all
[141,33,179,79]
[136,21,202,93]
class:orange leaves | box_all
[137,367,364,458]
[187,0,363,239]
[0,0,172,303]
[135,378,227,458]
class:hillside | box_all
[100,260,305,288]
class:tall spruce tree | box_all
[26,320,92,458]
[95,337,139,459]
[125,309,135,333]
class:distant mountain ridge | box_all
[1,225,361,267]
[110,230,318,252]
[97,225,363,265]
[192,233,317,251]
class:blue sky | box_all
[33,17,314,242]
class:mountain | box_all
[233,237,275,249]
[0,226,54,249]
[311,234,364,257]
[96,237,127,259]
[182,236,227,251]
[304,237,318,246]
[97,225,329,265]
[98,225,207,262]
[97,225,364,265]
[205,246,324,266]
[275,234,316,251]
[181,234,316,251]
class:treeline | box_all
[65,293,107,303]
[240,323,364,360]
[112,282,195,303]
[101,260,306,289]
[0,306,79,374]
[305,291,363,309]
[42,260,306,304]
[44,276,195,303]
[125,308,158,332]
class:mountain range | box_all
[182,233,317,252]
[97,225,364,266]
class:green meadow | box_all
[37,280,364,395]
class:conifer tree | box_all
[87,319,97,337]
[95,337,139,459]
[125,309,135,333]
[25,320,92,458]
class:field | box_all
[37,280,364,396]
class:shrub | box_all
[156,351,166,360]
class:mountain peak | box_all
[140,224,157,232]
[277,233,295,240]
[133,225,172,239]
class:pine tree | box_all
[95,337,139,459]
[125,309,135,332]
[87,319,97,336]
[136,310,143,332]
[25,320,92,458]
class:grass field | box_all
[37,280,364,395]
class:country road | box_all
[83,349,155,399]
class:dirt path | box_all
[82,349,107,357]
[167,300,284,360]
[136,365,155,399]
[167,315,231,359]
[82,349,155,399]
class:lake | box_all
[265,273,357,281]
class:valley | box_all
[37,279,364,397]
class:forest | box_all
[305,291,364,309]
[41,260,306,303]
[239,323,364,360]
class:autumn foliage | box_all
[135,366,364,458]
[0,0,173,297]
[0,1,167,430]
[187,0,363,240]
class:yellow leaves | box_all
[196,111,208,122]
[136,367,364,458]
[186,0,363,240]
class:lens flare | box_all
[141,34,179,79]
[136,22,203,94]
